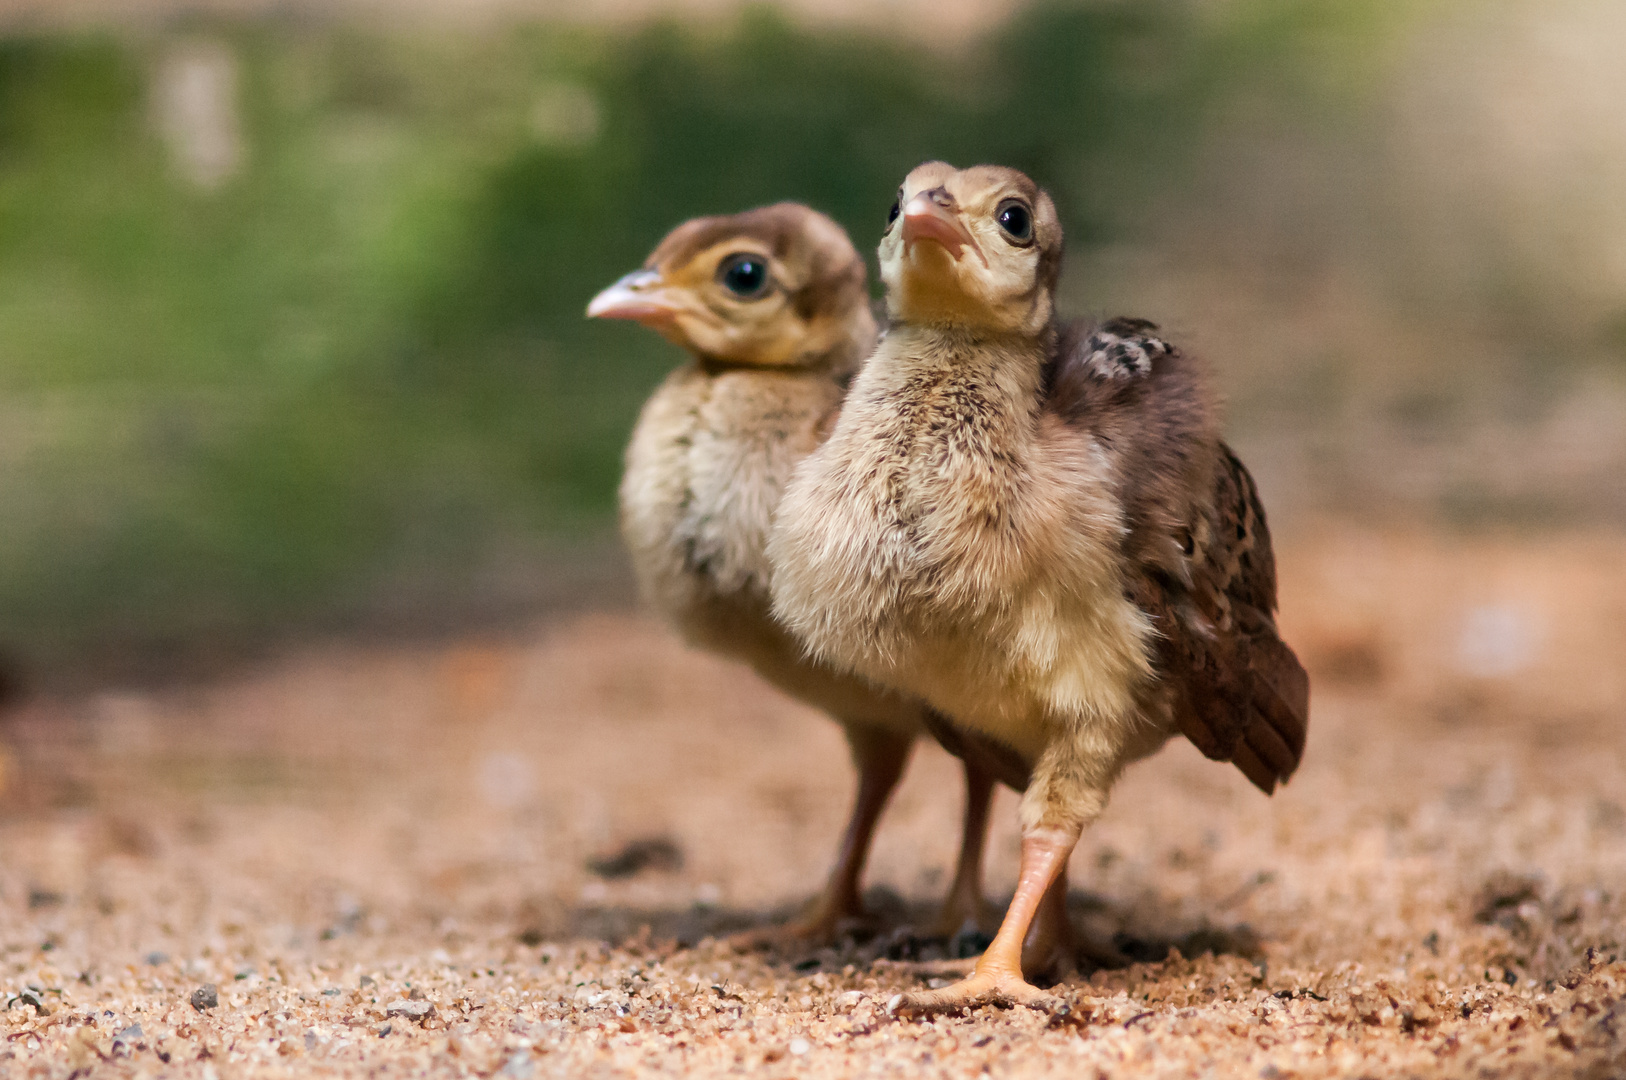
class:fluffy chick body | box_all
[768,322,1173,829]
[596,202,997,942]
[769,164,1306,1010]
[622,357,928,735]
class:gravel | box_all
[384,999,435,1022]
[1,529,1623,1077]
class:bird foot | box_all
[888,970,1063,1018]
[885,956,978,977]
[926,900,999,943]
[1022,939,1078,986]
[921,911,994,961]
[725,907,868,953]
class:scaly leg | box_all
[934,812,1124,977]
[893,824,1080,1014]
[733,725,912,948]
[929,759,997,937]
[1020,872,1077,981]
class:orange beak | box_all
[901,193,982,265]
[586,269,681,326]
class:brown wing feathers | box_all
[1053,320,1310,794]
[1164,445,1309,793]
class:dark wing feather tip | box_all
[1230,741,1278,795]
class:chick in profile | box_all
[769,165,1309,1011]
[589,203,997,943]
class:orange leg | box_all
[733,726,912,947]
[893,824,1080,1015]
[930,759,997,937]
[1020,872,1077,980]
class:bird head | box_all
[587,203,874,372]
[878,162,1063,336]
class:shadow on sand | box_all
[553,886,1264,980]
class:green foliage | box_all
[0,3,1412,675]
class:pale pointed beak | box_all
[901,194,981,264]
[586,269,681,324]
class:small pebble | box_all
[360,975,377,989]
[837,990,865,1008]
[788,1038,812,1056]
[145,952,169,966]
[385,999,435,1023]
[321,987,343,996]
[190,984,219,1011]
[377,1023,392,1037]
[27,888,63,909]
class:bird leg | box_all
[929,759,996,938]
[1017,871,1130,974]
[732,726,912,948]
[893,824,1080,1015]
[1020,872,1077,981]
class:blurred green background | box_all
[1,0,1623,686]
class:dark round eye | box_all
[717,253,770,299]
[886,198,901,228]
[996,200,1033,244]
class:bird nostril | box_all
[926,187,955,209]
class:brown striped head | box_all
[877,162,1062,337]
[587,203,875,371]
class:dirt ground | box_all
[2,524,1625,1079]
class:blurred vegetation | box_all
[0,0,1620,683]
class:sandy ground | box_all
[2,525,1625,1078]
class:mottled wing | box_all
[1049,318,1309,794]
[1138,446,1310,793]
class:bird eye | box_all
[884,187,910,229]
[717,253,770,299]
[996,200,1033,244]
